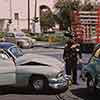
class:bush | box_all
[0,32,4,38]
[29,32,69,44]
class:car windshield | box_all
[5,33,15,37]
[9,46,24,58]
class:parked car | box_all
[0,42,68,92]
[4,32,36,48]
[0,49,16,86]
[82,44,100,93]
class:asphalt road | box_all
[0,47,100,100]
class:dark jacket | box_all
[63,42,82,64]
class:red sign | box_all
[72,11,84,42]
[96,7,100,43]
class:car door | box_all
[0,49,16,85]
[94,48,100,74]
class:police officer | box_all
[63,38,82,84]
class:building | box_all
[0,0,55,32]
[71,11,99,43]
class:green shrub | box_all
[0,32,4,38]
[29,32,69,44]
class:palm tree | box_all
[54,0,82,31]
[40,5,55,33]
[81,0,96,11]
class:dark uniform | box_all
[63,40,82,84]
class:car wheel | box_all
[17,42,23,48]
[0,86,10,94]
[29,75,48,91]
[87,75,96,94]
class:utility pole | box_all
[28,0,30,32]
[33,0,37,32]
[8,0,12,31]
[34,0,37,19]
[9,0,12,19]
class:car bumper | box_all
[48,76,68,90]
[23,43,29,47]
[22,42,32,48]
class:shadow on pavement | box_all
[70,87,100,100]
[0,86,67,96]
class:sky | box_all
[0,0,98,19]
[0,0,97,31]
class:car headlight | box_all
[32,39,36,42]
[56,71,64,78]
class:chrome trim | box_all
[48,76,68,89]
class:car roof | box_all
[0,48,5,52]
[93,44,100,52]
[0,42,15,49]
[91,44,100,56]
[5,31,25,35]
[95,44,100,48]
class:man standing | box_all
[63,38,82,84]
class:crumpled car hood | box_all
[16,53,64,70]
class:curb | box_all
[33,44,64,49]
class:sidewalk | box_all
[34,41,64,49]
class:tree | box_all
[54,0,82,31]
[40,6,55,33]
[81,0,96,11]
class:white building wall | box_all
[0,0,55,32]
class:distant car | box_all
[82,44,100,93]
[0,42,68,92]
[4,32,36,48]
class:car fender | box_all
[82,63,96,79]
[16,65,60,78]
[15,65,61,86]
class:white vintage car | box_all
[0,42,68,92]
[4,32,36,48]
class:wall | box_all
[0,0,55,32]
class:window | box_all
[5,33,15,37]
[9,46,23,58]
[15,32,25,37]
